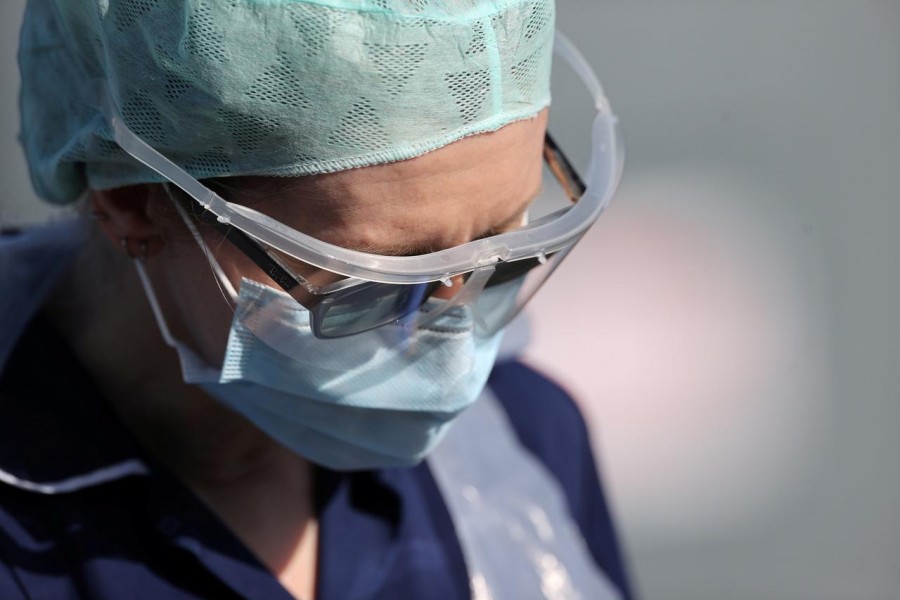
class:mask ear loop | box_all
[132,249,221,381]
[134,257,179,349]
[163,184,239,304]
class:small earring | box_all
[89,210,109,221]
[120,237,136,259]
[139,240,148,262]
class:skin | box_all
[56,109,547,600]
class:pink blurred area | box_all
[524,169,831,541]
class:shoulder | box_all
[486,358,598,522]
[488,359,594,468]
[487,359,635,600]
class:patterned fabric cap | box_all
[18,0,555,204]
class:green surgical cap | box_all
[18,0,555,204]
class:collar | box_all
[0,221,146,495]
[0,311,149,494]
[0,218,89,370]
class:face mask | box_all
[136,263,507,471]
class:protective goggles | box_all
[107,32,623,339]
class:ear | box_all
[89,184,165,259]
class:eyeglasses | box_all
[165,131,586,338]
[107,31,623,340]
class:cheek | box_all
[159,240,237,368]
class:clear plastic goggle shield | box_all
[107,32,622,352]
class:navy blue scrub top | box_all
[0,314,633,600]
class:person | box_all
[0,0,633,598]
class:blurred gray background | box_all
[2,1,898,598]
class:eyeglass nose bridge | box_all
[414,265,497,329]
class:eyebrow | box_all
[220,178,544,258]
[337,184,545,257]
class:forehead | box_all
[227,110,548,256]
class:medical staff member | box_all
[0,0,633,598]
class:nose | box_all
[433,266,496,305]
[431,274,466,300]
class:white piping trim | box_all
[0,459,149,495]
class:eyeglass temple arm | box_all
[543,132,587,204]
[169,187,304,295]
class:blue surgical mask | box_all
[136,265,507,471]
